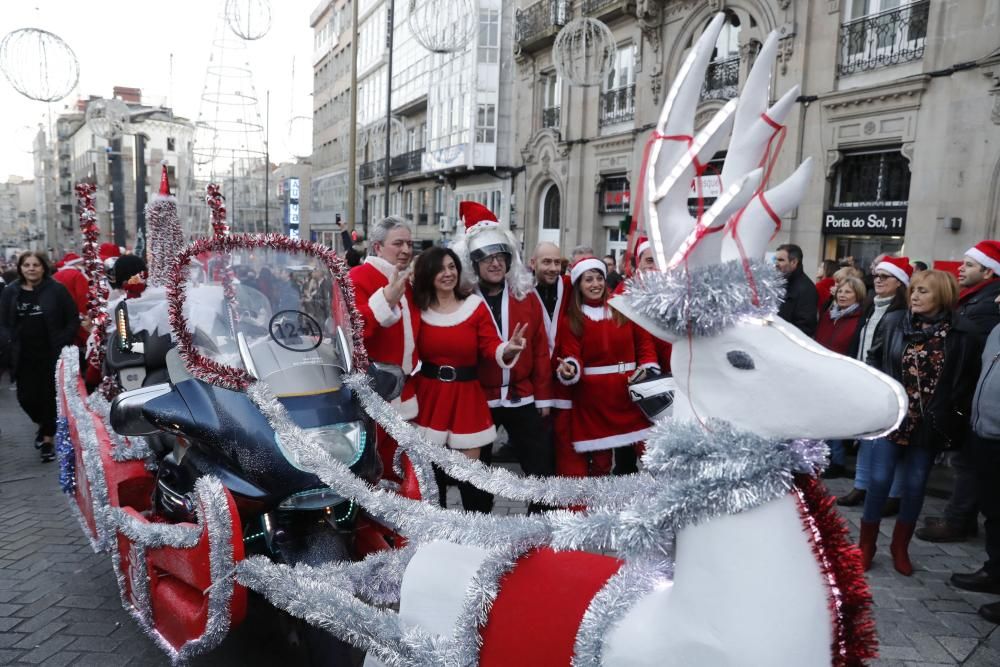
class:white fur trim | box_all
[416,423,498,450]
[636,240,650,259]
[421,294,482,327]
[400,293,415,374]
[573,426,650,452]
[571,257,607,284]
[582,304,609,321]
[966,247,1000,276]
[534,278,564,355]
[535,398,572,409]
[392,394,418,420]
[875,260,910,286]
[557,356,581,386]
[487,394,535,408]
[495,341,520,369]
[368,288,402,327]
[364,255,397,280]
[639,363,661,372]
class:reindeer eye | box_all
[727,350,755,370]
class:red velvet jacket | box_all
[349,256,420,418]
[533,275,572,409]
[477,286,554,408]
[815,305,864,356]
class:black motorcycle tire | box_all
[271,527,364,666]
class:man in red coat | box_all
[453,202,556,510]
[348,216,420,481]
[52,252,90,346]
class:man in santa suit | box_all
[348,216,420,482]
[451,202,556,511]
[529,241,577,477]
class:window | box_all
[418,188,429,225]
[702,11,742,101]
[476,103,496,143]
[166,137,176,152]
[833,148,911,208]
[600,44,636,126]
[599,175,630,214]
[541,72,561,129]
[542,185,560,230]
[839,0,929,76]
[405,190,414,219]
[478,9,500,64]
[435,186,445,216]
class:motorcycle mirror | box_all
[109,383,173,436]
[368,362,405,402]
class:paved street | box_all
[2,383,1000,665]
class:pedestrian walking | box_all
[409,246,526,512]
[0,251,80,461]
[858,269,983,575]
[775,243,818,336]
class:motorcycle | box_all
[60,235,401,663]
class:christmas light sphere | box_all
[85,98,131,140]
[0,28,79,102]
[408,0,476,54]
[553,18,616,87]
[363,117,405,156]
[286,115,313,159]
[225,0,272,41]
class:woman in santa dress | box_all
[410,246,526,512]
[554,256,659,477]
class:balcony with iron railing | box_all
[542,106,560,129]
[516,0,568,52]
[599,85,635,127]
[838,0,929,77]
[359,148,426,183]
[701,55,740,102]
[582,0,634,21]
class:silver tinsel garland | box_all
[572,557,671,667]
[145,194,185,288]
[87,391,153,464]
[620,258,786,337]
[347,374,653,507]
[58,348,114,551]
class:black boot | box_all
[837,488,866,507]
[40,440,55,462]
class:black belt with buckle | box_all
[420,363,479,382]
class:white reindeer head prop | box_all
[611,14,906,441]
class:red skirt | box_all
[411,375,496,450]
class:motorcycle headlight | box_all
[275,420,366,473]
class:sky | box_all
[0,0,317,180]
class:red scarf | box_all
[959,277,999,302]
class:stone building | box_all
[54,87,195,254]
[511,0,1000,270]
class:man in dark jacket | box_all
[919,240,1000,542]
[950,312,1000,624]
[775,243,818,336]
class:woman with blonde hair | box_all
[858,269,984,575]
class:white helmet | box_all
[628,370,677,421]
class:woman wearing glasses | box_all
[837,257,912,508]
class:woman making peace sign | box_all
[410,247,526,512]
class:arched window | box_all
[538,182,561,245]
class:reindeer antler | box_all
[645,15,814,271]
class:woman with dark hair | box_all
[0,251,80,461]
[410,246,526,512]
[554,256,659,477]
[858,269,983,575]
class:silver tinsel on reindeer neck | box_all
[621,258,785,337]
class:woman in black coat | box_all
[857,270,983,576]
[0,251,80,462]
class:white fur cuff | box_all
[557,357,581,386]
[496,341,520,369]
[369,288,402,327]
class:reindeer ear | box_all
[721,158,814,263]
[682,169,763,268]
[608,295,678,343]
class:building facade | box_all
[0,176,38,258]
[55,88,195,254]
[510,0,1000,270]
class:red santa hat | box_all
[61,252,83,267]
[634,236,651,265]
[570,255,607,284]
[965,240,1000,276]
[459,201,499,233]
[874,255,914,286]
[99,242,121,262]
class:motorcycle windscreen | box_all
[182,246,355,398]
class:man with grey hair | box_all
[570,245,594,263]
[349,216,419,480]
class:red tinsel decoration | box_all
[206,183,229,239]
[793,475,878,666]
[74,183,111,390]
[166,232,369,391]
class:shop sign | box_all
[822,208,906,236]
